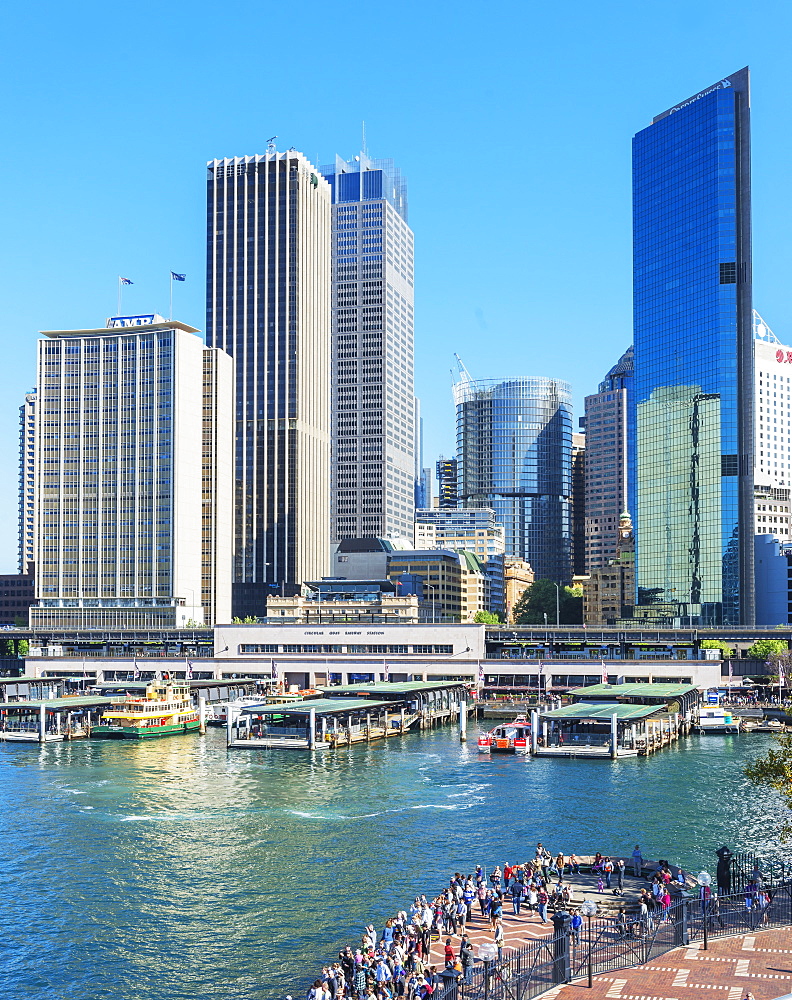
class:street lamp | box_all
[697,871,712,950]
[554,583,560,626]
[425,585,438,624]
[580,899,598,987]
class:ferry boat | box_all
[206,695,270,726]
[695,705,742,734]
[478,716,531,753]
[91,680,199,739]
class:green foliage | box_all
[232,616,259,624]
[512,579,583,625]
[0,637,27,657]
[746,639,788,660]
[700,639,733,659]
[473,610,501,624]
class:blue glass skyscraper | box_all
[631,68,753,625]
[455,377,573,583]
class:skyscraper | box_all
[632,68,753,625]
[319,152,415,544]
[206,151,332,616]
[30,315,233,629]
[583,346,633,571]
[18,389,36,576]
[455,376,573,583]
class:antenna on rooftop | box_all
[361,120,368,156]
[266,136,278,154]
[454,353,474,383]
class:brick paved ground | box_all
[549,928,792,1000]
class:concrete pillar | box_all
[39,704,46,743]
[400,707,405,732]
[531,711,539,755]
[321,717,327,744]
[226,707,235,746]
[366,712,371,741]
[309,707,316,750]
[459,700,467,742]
[610,712,618,759]
[199,696,206,735]
[542,719,548,746]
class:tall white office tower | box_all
[754,312,792,539]
[18,389,36,576]
[319,152,415,544]
[206,151,332,618]
[30,315,233,629]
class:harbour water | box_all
[0,725,785,1000]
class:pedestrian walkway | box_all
[542,928,792,1000]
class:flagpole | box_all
[169,273,173,320]
[117,276,122,315]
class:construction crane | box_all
[454,353,473,383]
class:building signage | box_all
[775,350,792,364]
[107,315,156,328]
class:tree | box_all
[512,579,583,625]
[746,639,788,661]
[473,610,500,624]
[700,639,733,658]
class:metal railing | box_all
[438,873,792,1000]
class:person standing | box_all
[570,909,582,945]
[443,939,455,968]
[632,845,643,878]
[459,936,474,984]
[537,887,549,923]
[511,877,523,916]
[615,859,625,894]
[494,919,505,962]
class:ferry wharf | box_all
[0,694,112,741]
[227,680,472,749]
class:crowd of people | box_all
[299,844,659,1000]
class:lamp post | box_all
[697,871,712,950]
[554,583,560,626]
[477,941,498,1000]
[425,585,438,624]
[580,899,598,987]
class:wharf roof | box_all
[568,682,697,701]
[321,681,466,697]
[0,696,113,711]
[540,702,665,722]
[241,697,394,716]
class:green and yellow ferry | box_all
[92,680,199,739]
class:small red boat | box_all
[478,716,531,753]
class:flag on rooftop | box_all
[120,277,133,285]
[171,272,186,281]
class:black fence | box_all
[440,878,792,1000]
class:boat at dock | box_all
[477,716,531,753]
[694,705,742,734]
[91,680,199,739]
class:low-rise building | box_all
[266,579,420,624]
[583,511,635,625]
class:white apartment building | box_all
[414,507,505,615]
[30,315,233,629]
[320,153,416,544]
[755,313,792,540]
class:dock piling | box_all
[39,704,46,744]
[199,696,206,735]
[459,700,467,742]
[610,713,618,759]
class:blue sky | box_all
[1,0,791,571]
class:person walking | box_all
[537,887,549,923]
[570,909,582,945]
[443,939,455,968]
[604,858,614,890]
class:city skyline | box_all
[2,0,792,571]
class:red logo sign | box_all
[776,350,792,364]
